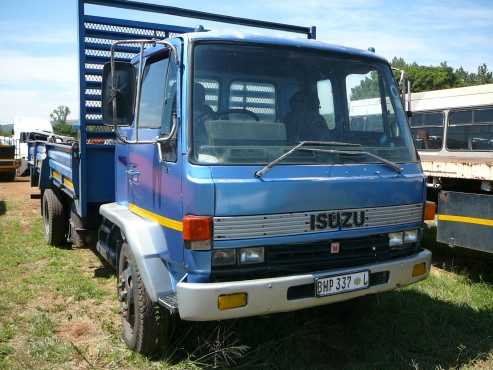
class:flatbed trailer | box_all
[28,0,432,355]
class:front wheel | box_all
[117,242,175,355]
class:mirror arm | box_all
[134,43,145,144]
[158,113,178,142]
[156,113,178,162]
[391,67,412,114]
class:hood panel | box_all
[210,163,424,216]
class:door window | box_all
[161,60,177,135]
[138,56,169,129]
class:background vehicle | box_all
[409,84,493,253]
[28,0,432,355]
[0,138,20,181]
[0,118,52,179]
[14,117,54,176]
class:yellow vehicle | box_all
[0,142,20,181]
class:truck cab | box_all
[98,30,431,349]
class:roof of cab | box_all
[182,30,389,64]
[139,30,389,64]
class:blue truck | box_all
[28,0,432,355]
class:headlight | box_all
[212,249,236,266]
[239,247,265,264]
[404,229,418,243]
[388,232,403,247]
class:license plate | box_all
[315,270,369,297]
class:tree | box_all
[50,105,70,125]
[390,58,493,92]
[0,124,13,137]
[350,71,380,100]
[475,63,493,85]
[50,106,74,136]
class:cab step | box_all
[158,293,178,315]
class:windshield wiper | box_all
[299,147,402,174]
[254,140,362,178]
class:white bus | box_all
[409,84,493,253]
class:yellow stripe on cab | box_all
[128,203,183,232]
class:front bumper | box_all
[176,249,431,321]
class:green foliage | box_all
[0,124,13,137]
[49,105,70,125]
[49,105,75,136]
[391,58,493,92]
[349,71,380,100]
[350,59,493,98]
[51,122,75,136]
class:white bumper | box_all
[176,250,432,321]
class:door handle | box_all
[126,167,140,184]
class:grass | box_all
[0,188,492,369]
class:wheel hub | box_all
[119,261,135,326]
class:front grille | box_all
[211,234,418,282]
[213,203,423,240]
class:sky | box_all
[0,0,492,123]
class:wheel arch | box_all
[99,202,175,302]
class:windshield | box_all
[191,43,417,165]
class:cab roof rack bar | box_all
[85,0,316,39]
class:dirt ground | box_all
[0,176,39,221]
[0,176,32,200]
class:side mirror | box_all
[102,61,136,126]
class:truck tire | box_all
[118,242,174,355]
[42,189,67,246]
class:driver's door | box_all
[126,50,180,245]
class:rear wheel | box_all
[118,242,174,355]
[42,189,67,246]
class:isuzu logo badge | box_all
[310,210,367,231]
[330,242,340,254]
